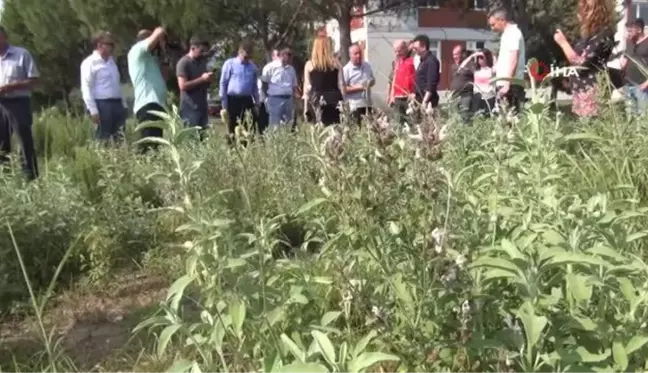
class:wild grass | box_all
[3,92,648,371]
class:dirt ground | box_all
[0,273,168,371]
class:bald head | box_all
[452,45,464,64]
[349,43,362,65]
[393,39,408,57]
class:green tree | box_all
[2,0,88,107]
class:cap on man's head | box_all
[629,19,645,30]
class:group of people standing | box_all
[446,0,622,121]
[384,9,526,126]
[0,0,644,181]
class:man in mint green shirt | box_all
[127,27,167,152]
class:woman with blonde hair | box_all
[554,0,614,117]
[303,36,345,125]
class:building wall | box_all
[364,28,495,109]
[366,31,415,109]
[609,0,631,69]
[419,8,487,28]
[329,2,498,108]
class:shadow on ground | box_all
[0,273,169,371]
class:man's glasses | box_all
[102,42,115,47]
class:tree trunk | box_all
[338,8,352,64]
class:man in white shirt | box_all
[409,40,421,69]
[80,31,127,141]
[258,49,278,133]
[488,8,526,114]
[343,43,375,126]
[261,46,298,129]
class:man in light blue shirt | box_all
[0,26,40,180]
[128,27,167,152]
[219,41,259,139]
[261,46,297,129]
[343,43,375,126]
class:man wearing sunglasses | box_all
[176,35,213,136]
[80,31,127,142]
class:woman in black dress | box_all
[554,0,614,117]
[303,37,345,125]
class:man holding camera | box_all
[176,35,213,135]
[128,26,168,152]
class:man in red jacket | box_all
[387,40,416,126]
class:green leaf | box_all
[278,363,328,373]
[134,136,171,147]
[558,347,610,363]
[542,230,565,246]
[353,330,377,358]
[566,273,592,305]
[348,352,400,373]
[167,275,193,310]
[617,278,638,304]
[626,231,648,243]
[501,239,525,260]
[570,316,598,331]
[297,198,328,216]
[229,299,246,339]
[311,330,337,367]
[481,268,519,281]
[321,311,342,327]
[289,293,309,305]
[612,340,628,371]
[280,333,306,362]
[562,133,605,142]
[516,302,547,350]
[626,334,648,355]
[388,221,401,235]
[586,245,627,262]
[166,358,193,373]
[157,324,183,358]
[339,342,349,366]
[549,252,609,267]
[225,258,247,269]
[469,256,522,273]
[264,349,281,373]
[392,274,415,315]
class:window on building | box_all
[466,41,485,51]
[471,0,486,10]
[629,2,648,27]
[417,0,440,8]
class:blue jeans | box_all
[267,95,294,128]
[625,85,648,116]
[95,99,126,141]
